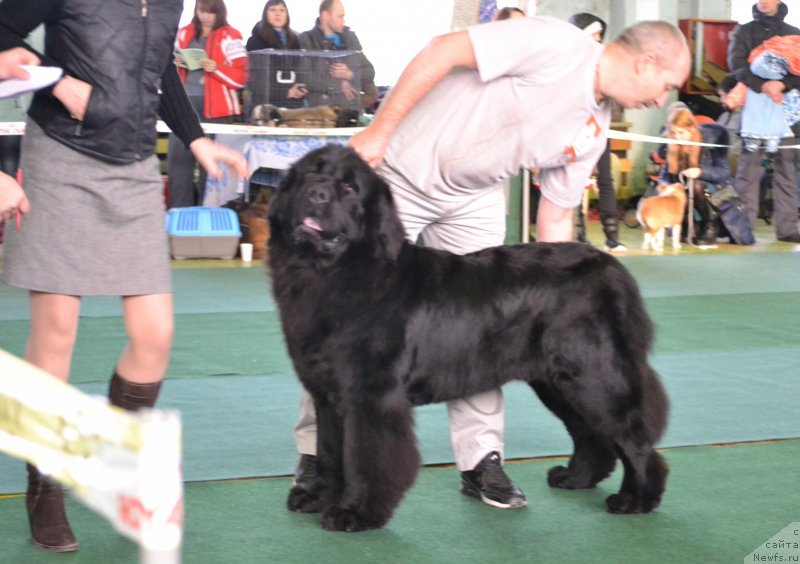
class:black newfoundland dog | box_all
[268,145,669,532]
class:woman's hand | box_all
[189,137,249,180]
[0,47,40,80]
[287,83,307,99]
[0,171,30,222]
[52,75,92,121]
[200,59,217,73]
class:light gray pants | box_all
[294,169,509,471]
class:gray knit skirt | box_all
[2,120,171,296]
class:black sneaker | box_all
[777,233,800,243]
[460,452,527,509]
[604,239,628,253]
[292,454,317,490]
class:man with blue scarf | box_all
[299,0,377,112]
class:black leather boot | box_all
[575,208,588,244]
[26,464,78,552]
[696,198,719,248]
[601,215,627,252]
[108,370,162,412]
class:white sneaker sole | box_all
[461,484,528,509]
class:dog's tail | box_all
[606,260,655,357]
[641,364,670,442]
[605,259,669,441]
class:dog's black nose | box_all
[307,185,331,204]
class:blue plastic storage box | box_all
[166,206,242,259]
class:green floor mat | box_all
[0,267,274,321]
[0,441,796,563]
[1,339,798,494]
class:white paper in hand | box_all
[0,65,63,99]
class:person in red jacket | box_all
[168,0,248,208]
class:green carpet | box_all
[0,267,275,322]
[0,343,797,494]
[0,440,797,563]
[1,253,799,493]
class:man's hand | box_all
[341,80,358,101]
[189,137,249,180]
[762,80,785,104]
[53,75,92,121]
[0,47,40,80]
[349,127,391,168]
[329,62,353,81]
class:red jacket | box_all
[175,24,248,119]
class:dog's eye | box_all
[341,183,355,195]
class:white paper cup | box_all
[240,243,253,262]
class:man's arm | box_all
[349,30,476,167]
[536,197,574,243]
[727,25,766,92]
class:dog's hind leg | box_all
[671,223,682,249]
[605,366,670,514]
[605,442,668,514]
[531,382,617,490]
[320,392,420,532]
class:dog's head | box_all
[268,145,406,266]
[656,182,687,203]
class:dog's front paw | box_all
[607,491,662,514]
[321,505,386,532]
[606,491,662,514]
[547,465,596,490]
[287,485,324,513]
[606,492,639,513]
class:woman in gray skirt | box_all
[0,1,248,553]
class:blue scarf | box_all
[324,32,343,48]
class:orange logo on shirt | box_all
[558,115,603,165]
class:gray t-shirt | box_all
[384,16,610,209]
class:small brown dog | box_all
[239,189,271,260]
[637,183,687,251]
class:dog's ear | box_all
[268,166,298,237]
[354,159,406,261]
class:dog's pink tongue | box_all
[303,217,323,232]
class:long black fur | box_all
[268,145,670,532]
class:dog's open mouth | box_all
[302,216,323,233]
[297,216,345,248]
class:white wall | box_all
[184,1,800,87]
[181,1,453,86]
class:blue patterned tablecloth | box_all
[203,133,353,207]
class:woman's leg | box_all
[24,292,81,552]
[108,293,173,412]
[25,292,81,382]
[117,293,174,384]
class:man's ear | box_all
[635,51,657,74]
